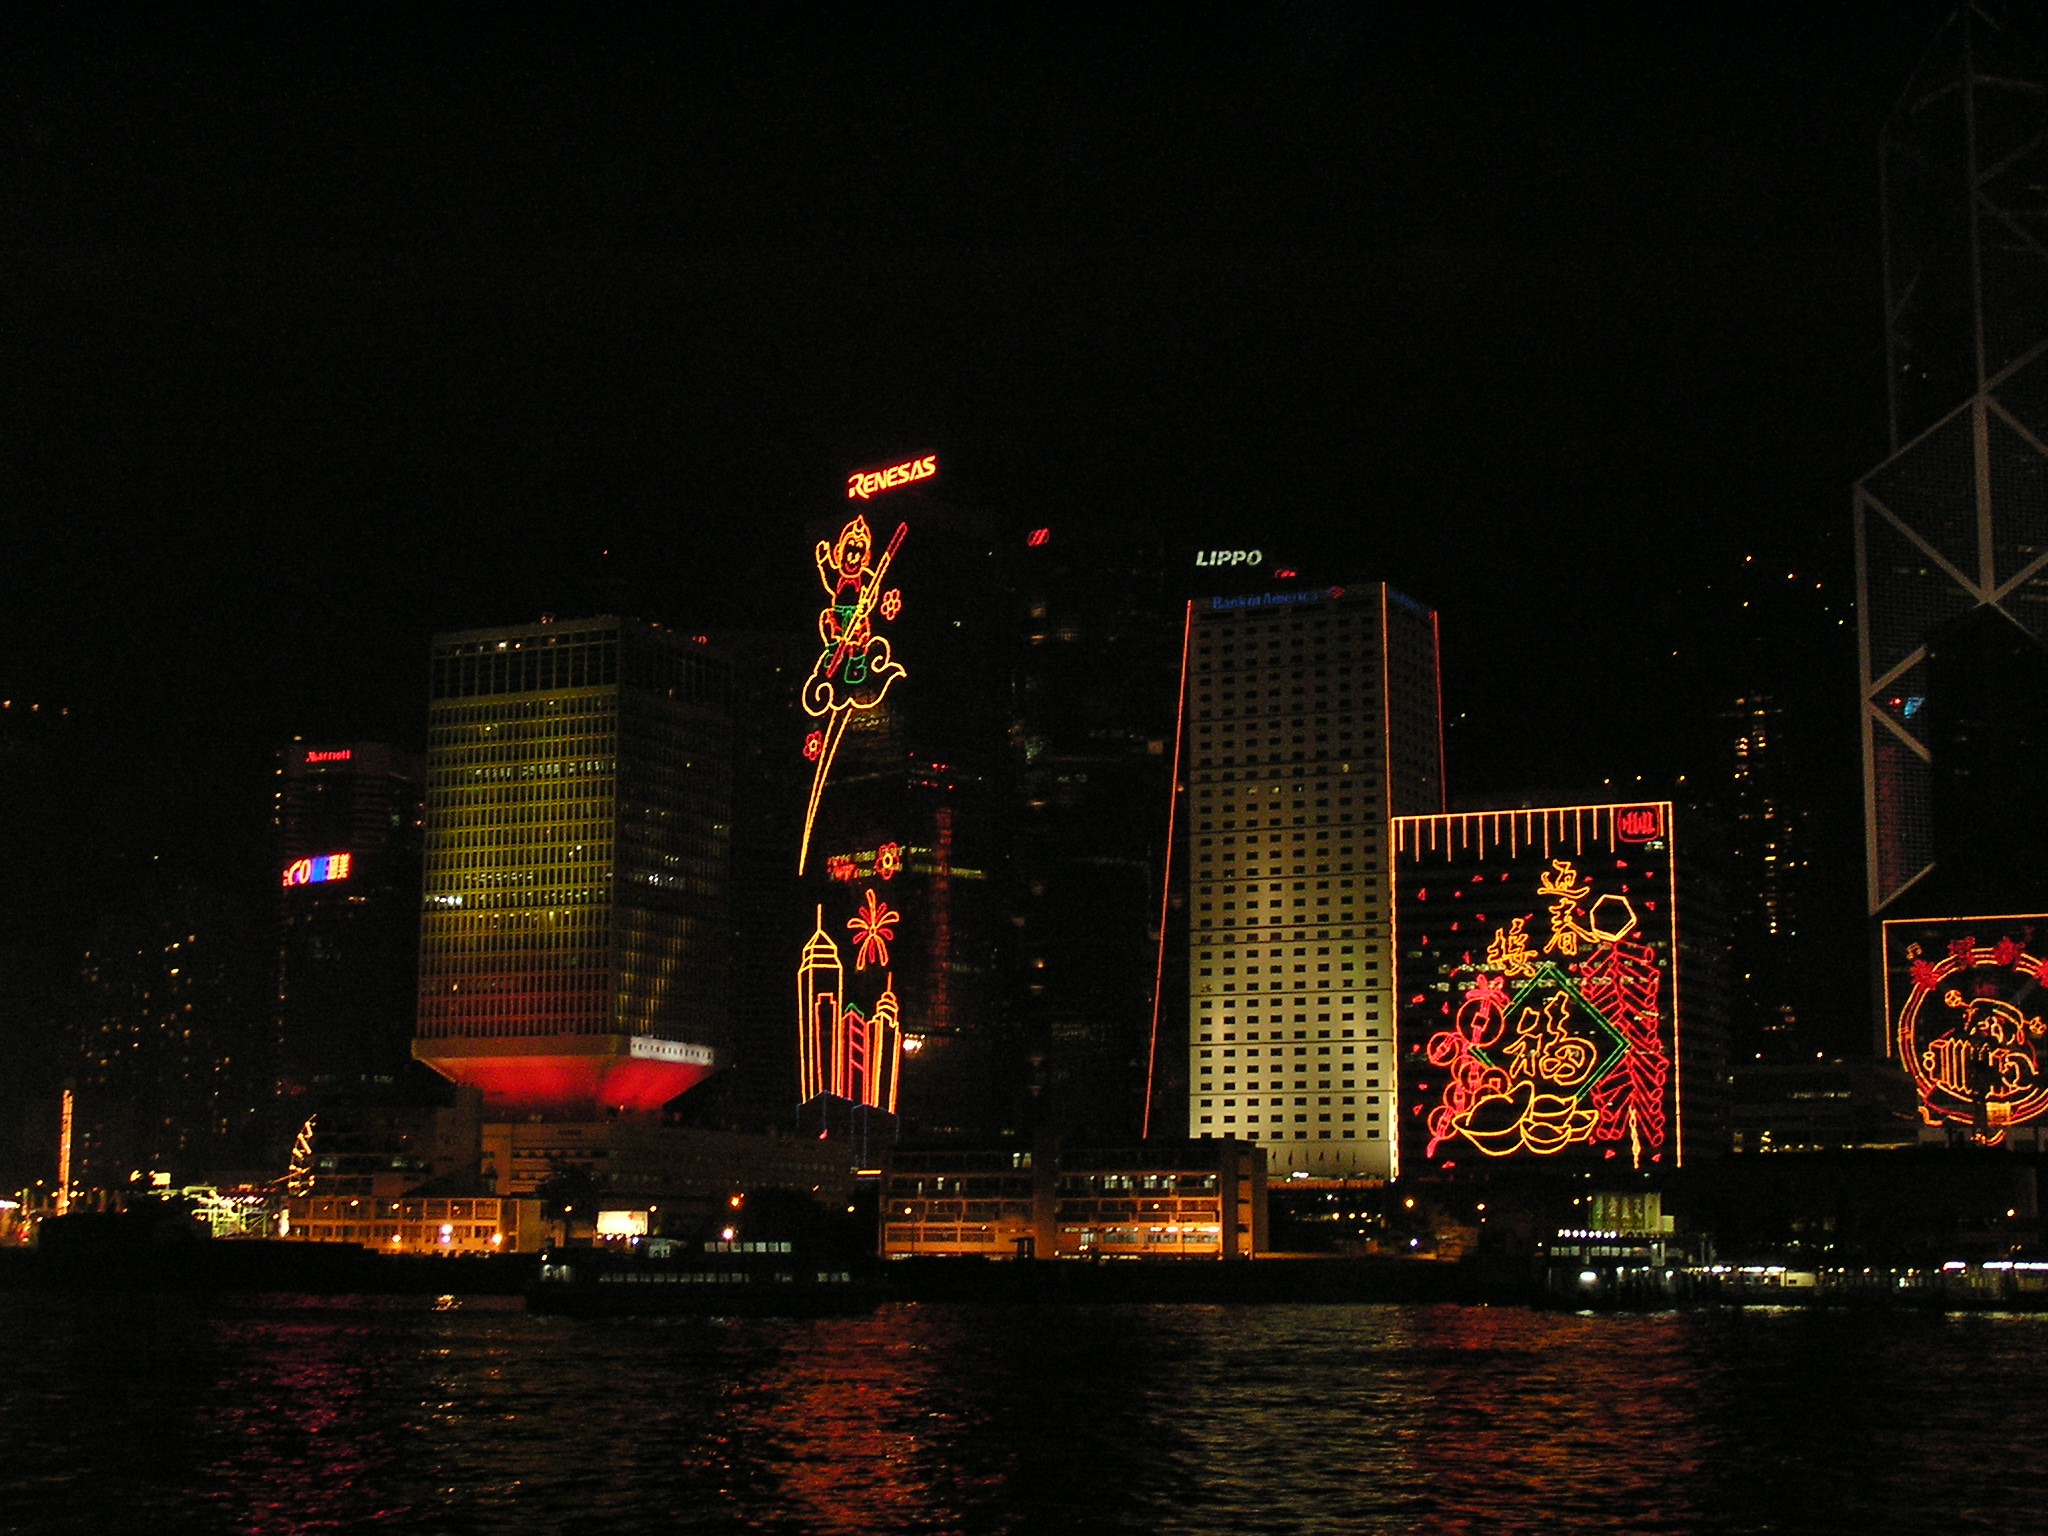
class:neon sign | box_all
[1394,805,1681,1170]
[823,841,905,884]
[1193,549,1263,567]
[797,905,903,1113]
[1027,528,1049,547]
[846,454,936,501]
[798,514,909,874]
[282,853,352,888]
[1883,914,2048,1144]
[304,749,351,764]
[1205,586,1344,613]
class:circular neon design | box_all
[1895,937,2048,1144]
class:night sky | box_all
[0,10,1962,1038]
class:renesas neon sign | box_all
[1194,548,1264,568]
[847,454,937,501]
[282,853,352,888]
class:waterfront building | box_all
[878,1137,1265,1260]
[281,1192,546,1254]
[1177,581,1444,1179]
[412,617,726,1116]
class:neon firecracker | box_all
[1884,916,2048,1144]
[798,514,908,874]
[796,905,903,1112]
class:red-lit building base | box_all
[414,1034,718,1115]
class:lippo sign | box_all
[847,454,937,500]
[1194,548,1263,567]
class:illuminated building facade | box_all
[273,742,424,1128]
[1179,583,1444,1179]
[879,1139,1265,1260]
[1393,803,1687,1172]
[792,484,1016,1144]
[1881,911,2048,1149]
[1856,13,2048,923]
[413,618,725,1116]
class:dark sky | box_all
[0,8,1965,1012]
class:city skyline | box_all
[1,11,2011,1189]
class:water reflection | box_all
[3,1296,2048,1534]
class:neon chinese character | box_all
[1538,859,1595,956]
[1484,916,1537,979]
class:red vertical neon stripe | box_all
[1143,599,1194,1140]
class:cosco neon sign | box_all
[283,853,352,888]
[847,455,937,500]
[1194,549,1262,567]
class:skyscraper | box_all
[1723,697,1811,1060]
[412,618,726,1117]
[1174,581,1444,1179]
[1856,10,2048,921]
[1009,521,1180,1144]
[273,741,424,1122]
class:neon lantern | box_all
[796,905,903,1113]
[798,514,909,873]
[1885,917,2048,1144]
[282,852,352,888]
[846,453,936,501]
[1395,805,1681,1170]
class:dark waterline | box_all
[5,1295,2045,1534]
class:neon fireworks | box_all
[1884,916,2048,1144]
[798,513,909,874]
[848,887,900,970]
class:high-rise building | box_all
[1009,522,1180,1145]
[1175,581,1444,1179]
[273,741,424,1130]
[792,483,1018,1146]
[1723,697,1812,1060]
[1856,10,2048,923]
[412,618,726,1117]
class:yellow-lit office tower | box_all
[412,618,729,1118]
[1180,584,1443,1179]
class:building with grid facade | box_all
[1180,583,1444,1179]
[1856,11,2048,924]
[412,618,727,1116]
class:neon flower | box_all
[847,887,900,971]
[803,730,824,761]
[874,841,903,880]
[880,589,902,620]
